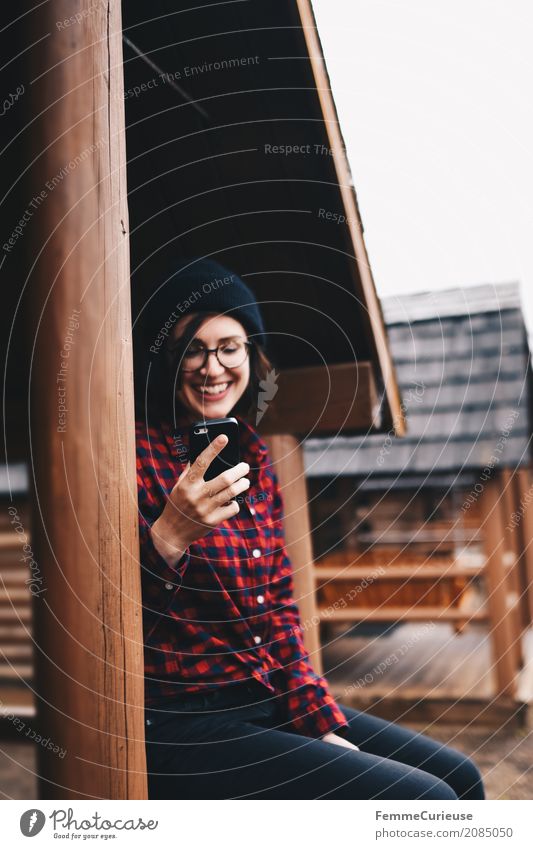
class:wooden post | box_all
[264,435,323,675]
[28,2,147,798]
[500,468,525,665]
[480,476,519,698]
[514,467,533,626]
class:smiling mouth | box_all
[193,381,232,396]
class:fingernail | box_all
[217,434,227,443]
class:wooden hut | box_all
[304,283,533,724]
[0,1,403,798]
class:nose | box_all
[200,350,226,379]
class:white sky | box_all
[312,0,533,339]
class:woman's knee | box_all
[417,774,459,801]
[446,753,485,800]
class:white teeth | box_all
[196,382,229,395]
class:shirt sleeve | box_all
[266,467,349,739]
[136,454,191,613]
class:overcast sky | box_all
[312,0,533,339]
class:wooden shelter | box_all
[304,283,533,723]
[0,2,402,798]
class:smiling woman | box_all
[134,257,485,800]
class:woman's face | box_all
[168,313,251,423]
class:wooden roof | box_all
[123,0,403,435]
[304,283,533,478]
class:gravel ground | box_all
[1,726,532,800]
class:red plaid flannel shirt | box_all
[136,413,349,739]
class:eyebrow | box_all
[186,335,245,344]
[168,333,246,351]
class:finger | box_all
[178,461,190,482]
[191,433,228,479]
[210,476,250,506]
[209,500,241,523]
[207,461,250,496]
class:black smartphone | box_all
[188,417,240,482]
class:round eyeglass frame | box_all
[169,338,253,372]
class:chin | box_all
[187,397,237,421]
[194,406,230,420]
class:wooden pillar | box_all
[514,467,533,626]
[264,435,323,675]
[480,476,519,698]
[28,2,147,798]
[500,468,525,664]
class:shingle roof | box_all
[304,283,532,478]
[381,281,523,324]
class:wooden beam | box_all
[318,606,488,622]
[499,469,525,669]
[264,435,323,675]
[258,362,380,435]
[294,0,406,437]
[314,565,483,580]
[480,477,519,698]
[28,1,146,798]
[334,694,526,728]
[514,467,533,626]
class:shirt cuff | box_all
[141,524,190,611]
[284,682,350,739]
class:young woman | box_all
[136,258,485,800]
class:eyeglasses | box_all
[169,337,252,372]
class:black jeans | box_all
[145,679,485,800]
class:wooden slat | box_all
[258,362,380,435]
[0,533,26,550]
[357,529,482,545]
[319,606,488,622]
[0,607,31,621]
[0,644,33,661]
[314,565,483,580]
[333,694,525,727]
[0,626,32,642]
[0,665,33,680]
[0,686,35,719]
[0,587,32,603]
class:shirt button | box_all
[252,548,261,558]
[253,635,262,644]
[164,582,174,590]
[257,595,265,604]
[249,507,256,515]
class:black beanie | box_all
[146,257,267,351]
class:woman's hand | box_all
[322,731,360,752]
[151,434,250,566]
